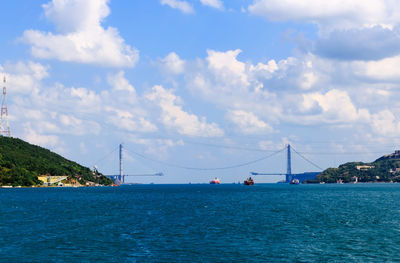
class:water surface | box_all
[1,184,399,262]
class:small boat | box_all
[209,178,220,184]
[290,179,300,185]
[244,177,254,185]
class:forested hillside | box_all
[315,151,400,183]
[0,136,112,186]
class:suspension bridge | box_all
[104,144,163,184]
[101,143,323,184]
[251,144,322,183]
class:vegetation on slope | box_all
[0,136,112,186]
[314,152,400,183]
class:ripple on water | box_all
[2,184,400,261]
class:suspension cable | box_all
[183,140,277,152]
[93,145,119,167]
[124,146,286,171]
[291,146,323,171]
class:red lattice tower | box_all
[0,76,10,137]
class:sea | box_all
[1,183,400,262]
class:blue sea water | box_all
[1,184,400,262]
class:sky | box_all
[2,0,400,183]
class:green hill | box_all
[315,150,400,183]
[0,136,112,186]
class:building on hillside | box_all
[356,165,375,171]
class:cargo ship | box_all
[209,178,220,184]
[244,177,254,185]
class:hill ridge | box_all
[0,136,112,186]
[315,150,400,183]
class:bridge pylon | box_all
[119,143,124,184]
[286,144,292,183]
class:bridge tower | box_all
[119,143,124,183]
[0,76,10,137]
[286,144,292,182]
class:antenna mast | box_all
[0,76,10,137]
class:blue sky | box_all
[2,0,400,183]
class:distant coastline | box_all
[305,150,400,184]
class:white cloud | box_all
[23,123,60,149]
[248,0,400,66]
[58,114,101,136]
[159,52,185,75]
[161,0,194,14]
[105,107,158,133]
[107,71,136,93]
[200,0,224,10]
[301,89,370,123]
[22,0,138,67]
[249,60,278,74]
[371,110,400,136]
[315,26,400,61]
[207,49,250,88]
[227,110,273,134]
[2,61,49,94]
[354,56,400,82]
[182,49,284,125]
[103,71,142,109]
[128,136,182,159]
[68,87,102,112]
[300,72,317,90]
[248,0,391,31]
[258,139,289,151]
[146,85,224,137]
[3,61,158,141]
[161,50,400,140]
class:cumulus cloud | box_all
[184,49,288,125]
[2,61,161,157]
[206,49,250,88]
[22,0,138,67]
[159,52,185,75]
[1,61,49,94]
[58,114,101,136]
[249,60,278,74]
[128,136,183,159]
[301,89,370,124]
[315,26,400,61]
[107,71,136,93]
[371,110,400,136]
[158,49,400,142]
[106,70,137,105]
[146,85,224,137]
[23,123,61,150]
[298,71,318,90]
[11,84,103,137]
[353,56,400,82]
[200,0,224,10]
[247,0,400,64]
[161,0,194,14]
[227,110,273,134]
[105,107,157,133]
[248,0,393,31]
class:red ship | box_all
[244,177,254,185]
[209,178,221,184]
